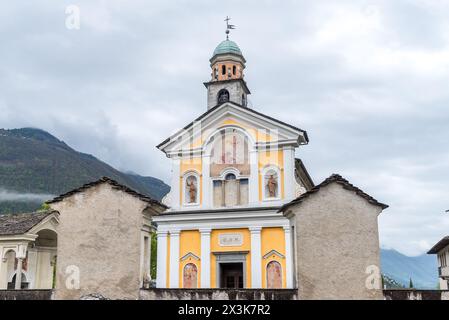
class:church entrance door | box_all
[219,263,244,288]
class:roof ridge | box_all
[278,173,388,212]
[46,176,167,208]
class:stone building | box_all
[47,177,167,300]
[279,174,387,299]
[428,236,449,290]
[0,178,166,299]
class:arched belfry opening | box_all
[217,89,230,104]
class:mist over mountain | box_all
[0,128,169,214]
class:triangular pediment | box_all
[158,102,308,156]
[263,249,285,259]
[180,252,200,261]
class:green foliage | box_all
[409,277,414,288]
[0,128,170,214]
[151,232,157,280]
[38,202,51,212]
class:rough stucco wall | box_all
[50,183,147,300]
[291,183,383,300]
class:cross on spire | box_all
[224,16,235,40]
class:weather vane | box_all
[224,16,235,40]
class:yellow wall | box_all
[210,228,251,288]
[261,227,286,288]
[171,227,287,289]
[180,120,288,206]
[179,230,201,288]
[189,118,278,149]
[219,119,273,142]
[258,150,284,201]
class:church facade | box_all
[154,37,314,289]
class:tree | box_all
[409,277,414,289]
[151,233,157,280]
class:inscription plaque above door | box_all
[218,233,243,247]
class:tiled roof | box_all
[46,176,167,209]
[0,211,56,235]
[428,236,449,254]
[278,174,388,212]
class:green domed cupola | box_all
[205,17,251,110]
[213,40,243,57]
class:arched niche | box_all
[266,261,282,289]
[183,171,200,206]
[183,263,198,288]
[262,165,281,200]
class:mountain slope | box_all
[0,128,169,214]
[380,249,439,289]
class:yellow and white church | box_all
[154,33,314,290]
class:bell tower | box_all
[204,17,251,110]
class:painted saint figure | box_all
[267,174,278,198]
[186,177,197,203]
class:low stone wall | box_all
[0,289,53,300]
[384,289,449,300]
[140,289,298,300]
[3,288,449,300]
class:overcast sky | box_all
[1,0,449,256]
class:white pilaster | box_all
[156,231,168,288]
[283,146,296,201]
[202,155,211,208]
[15,258,23,289]
[169,230,180,288]
[284,226,294,288]
[14,244,28,290]
[200,228,211,288]
[250,226,262,288]
[0,246,6,289]
[249,150,259,205]
[147,234,152,280]
[171,159,181,210]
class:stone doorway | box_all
[220,263,244,288]
[214,251,247,288]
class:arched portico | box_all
[0,211,58,290]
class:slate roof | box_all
[0,211,56,236]
[46,177,167,209]
[278,174,389,213]
[427,236,449,254]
